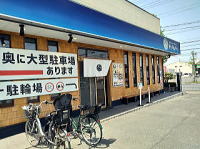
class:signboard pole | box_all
[138,82,143,106]
[139,88,142,106]
[148,86,151,103]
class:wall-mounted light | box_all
[1,38,6,47]
[166,55,171,58]
[68,33,73,43]
[19,24,25,36]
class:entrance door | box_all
[79,61,107,107]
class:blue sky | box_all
[128,0,200,65]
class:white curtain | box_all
[84,59,111,77]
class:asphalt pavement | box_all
[1,91,200,149]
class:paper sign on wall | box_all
[112,63,124,87]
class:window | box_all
[0,34,10,48]
[157,56,160,83]
[152,56,155,84]
[146,55,150,85]
[48,41,58,52]
[132,53,137,87]
[24,37,39,103]
[140,54,144,85]
[124,52,129,88]
[78,48,108,59]
[0,34,14,107]
[78,48,87,57]
[24,37,37,50]
[27,96,40,104]
[87,50,108,59]
[0,100,14,108]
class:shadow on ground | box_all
[86,138,116,149]
[99,91,180,120]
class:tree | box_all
[164,72,174,83]
[189,51,197,82]
[160,27,165,37]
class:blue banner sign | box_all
[0,0,180,54]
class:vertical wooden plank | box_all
[128,51,133,87]
[11,33,24,49]
[136,52,140,85]
[154,55,158,84]
[149,55,152,85]
[143,54,147,87]
[37,37,47,51]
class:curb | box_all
[101,92,183,123]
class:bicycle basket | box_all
[82,105,101,115]
[24,109,32,119]
[23,105,37,119]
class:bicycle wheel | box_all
[80,116,102,146]
[48,122,67,149]
[48,121,57,149]
[25,120,40,146]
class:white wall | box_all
[72,0,160,34]
[166,62,192,74]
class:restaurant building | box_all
[0,0,180,128]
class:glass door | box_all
[96,77,106,107]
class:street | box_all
[1,91,200,149]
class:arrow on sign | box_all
[66,83,77,89]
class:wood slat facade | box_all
[0,30,164,127]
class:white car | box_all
[182,73,191,77]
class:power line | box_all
[158,3,200,17]
[164,25,200,31]
[162,20,200,28]
[181,48,200,51]
[141,0,163,7]
[181,44,200,48]
[165,27,200,35]
[143,0,174,9]
[181,40,200,44]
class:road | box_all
[0,91,200,149]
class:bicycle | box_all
[23,94,103,148]
[22,100,69,149]
[62,95,103,147]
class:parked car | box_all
[182,73,191,77]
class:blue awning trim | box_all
[0,0,180,54]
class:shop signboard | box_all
[112,63,124,87]
[0,78,78,100]
[0,48,78,80]
[196,64,200,69]
[138,83,143,89]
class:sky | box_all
[128,0,200,65]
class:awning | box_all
[0,0,180,54]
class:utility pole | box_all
[191,51,197,82]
